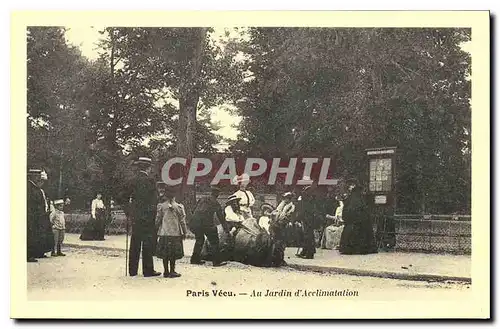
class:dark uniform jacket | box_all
[297,185,327,229]
[129,171,158,234]
[27,181,47,226]
[27,180,52,252]
[189,195,228,231]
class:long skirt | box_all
[321,225,344,250]
[80,209,106,241]
[339,220,378,255]
[156,236,184,260]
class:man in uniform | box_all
[189,186,229,267]
[127,157,161,277]
[296,176,318,259]
[27,168,53,262]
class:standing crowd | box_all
[27,156,379,276]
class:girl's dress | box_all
[155,201,187,260]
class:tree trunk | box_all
[103,28,118,213]
[176,28,207,214]
[58,149,64,198]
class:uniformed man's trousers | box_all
[128,232,155,276]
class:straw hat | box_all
[226,194,242,205]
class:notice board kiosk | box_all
[365,147,397,250]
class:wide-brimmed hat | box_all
[261,203,275,213]
[53,199,64,205]
[226,194,242,204]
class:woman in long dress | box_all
[80,193,106,241]
[321,196,344,250]
[338,180,378,255]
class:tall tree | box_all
[103,27,246,212]
[27,27,93,200]
[233,27,471,214]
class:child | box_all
[155,188,187,278]
[50,199,66,256]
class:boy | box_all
[50,199,66,256]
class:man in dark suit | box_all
[189,186,229,267]
[296,177,318,259]
[127,157,161,277]
[27,169,53,262]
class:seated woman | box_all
[224,194,245,235]
[258,204,274,234]
[232,174,255,219]
[321,196,344,250]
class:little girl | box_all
[155,188,187,278]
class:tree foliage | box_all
[232,28,471,214]
[26,26,471,214]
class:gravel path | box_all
[27,248,471,302]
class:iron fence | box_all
[375,214,471,254]
[64,210,471,254]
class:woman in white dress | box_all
[80,192,106,241]
[224,194,245,235]
[321,196,344,250]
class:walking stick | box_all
[125,215,129,277]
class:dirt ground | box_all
[26,247,471,303]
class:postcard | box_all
[11,10,490,319]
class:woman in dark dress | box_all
[339,179,378,255]
[80,193,106,241]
